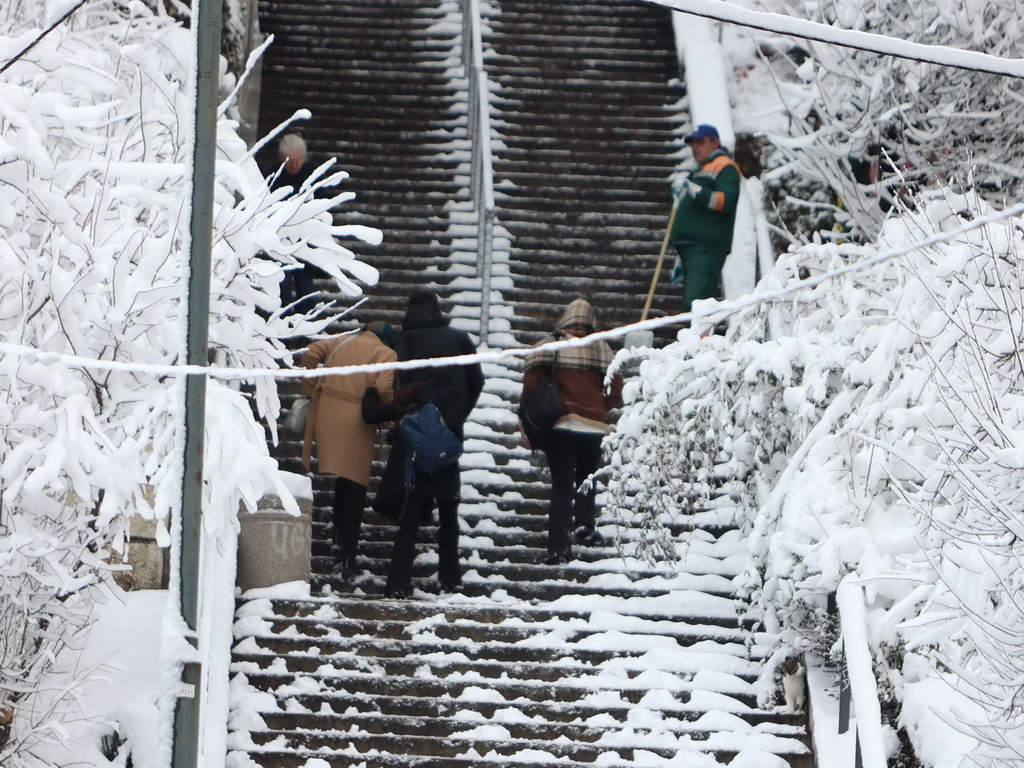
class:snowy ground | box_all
[34,591,167,767]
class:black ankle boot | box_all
[333,554,357,577]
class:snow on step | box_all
[230,0,811,766]
[229,585,810,765]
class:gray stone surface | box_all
[237,496,313,591]
[113,505,169,591]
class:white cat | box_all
[782,657,806,713]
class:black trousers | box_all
[544,429,604,560]
[281,262,317,316]
[385,494,461,596]
[333,477,368,557]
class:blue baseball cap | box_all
[684,124,719,144]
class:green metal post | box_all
[173,0,223,765]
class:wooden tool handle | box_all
[640,201,679,323]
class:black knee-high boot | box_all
[333,476,367,563]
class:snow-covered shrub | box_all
[0,1,377,761]
[607,192,1024,762]
[754,0,1024,238]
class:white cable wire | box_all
[3,202,1022,382]
[645,0,1024,79]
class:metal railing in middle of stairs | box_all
[463,0,496,346]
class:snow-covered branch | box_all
[607,191,1024,763]
[0,2,377,762]
[745,0,1024,239]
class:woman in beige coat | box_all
[301,321,397,573]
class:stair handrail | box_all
[464,0,495,345]
[745,175,780,339]
[834,577,888,768]
[235,0,264,146]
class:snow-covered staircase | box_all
[256,0,470,324]
[228,0,812,765]
[484,0,688,345]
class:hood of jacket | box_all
[402,304,449,331]
[555,297,597,337]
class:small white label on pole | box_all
[177,682,196,699]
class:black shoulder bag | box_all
[518,352,565,449]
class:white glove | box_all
[675,178,700,199]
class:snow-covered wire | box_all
[2,200,1022,382]
[645,0,1024,78]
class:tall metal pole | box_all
[173,0,223,765]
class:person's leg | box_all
[333,477,367,561]
[280,270,297,314]
[544,430,576,563]
[293,263,317,314]
[371,445,405,522]
[683,246,726,312]
[571,433,604,535]
[385,494,428,598]
[436,498,461,590]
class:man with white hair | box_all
[269,133,316,314]
[272,132,313,193]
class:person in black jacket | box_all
[364,290,484,598]
[267,133,317,315]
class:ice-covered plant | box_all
[754,0,1024,238]
[607,191,1024,761]
[0,1,378,761]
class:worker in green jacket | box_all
[669,124,742,313]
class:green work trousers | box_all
[673,244,727,313]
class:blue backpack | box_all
[399,399,463,484]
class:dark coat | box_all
[393,303,484,437]
[268,161,314,197]
[300,332,395,483]
[369,299,484,513]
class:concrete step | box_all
[242,728,805,764]
[238,666,761,708]
[306,552,741,592]
[232,749,810,768]
[486,49,679,70]
[265,39,455,56]
[234,641,761,685]
[487,2,672,21]
[256,709,803,742]
[236,1,808,767]
[486,75,684,97]
[262,5,452,23]
[307,570,748,606]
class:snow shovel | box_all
[624,199,679,349]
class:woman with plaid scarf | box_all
[522,298,624,565]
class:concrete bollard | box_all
[236,473,314,591]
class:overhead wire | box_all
[642,0,1024,79]
[3,201,1022,383]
